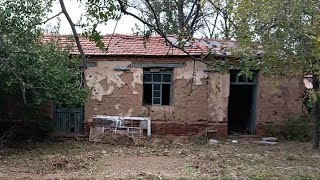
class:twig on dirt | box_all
[188,128,211,144]
[0,126,15,145]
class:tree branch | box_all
[189,1,201,32]
[39,12,63,26]
[0,57,28,104]
[18,12,63,38]
[59,0,87,69]
[186,0,198,23]
[207,0,238,30]
[117,0,210,65]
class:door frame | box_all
[229,70,258,134]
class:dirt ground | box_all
[0,136,320,180]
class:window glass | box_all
[153,74,161,82]
[143,74,152,82]
[153,90,161,97]
[230,72,237,82]
[143,69,173,106]
[143,84,152,105]
[162,84,171,105]
[163,74,172,82]
[154,84,160,90]
[153,98,161,104]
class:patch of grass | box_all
[265,116,312,141]
[184,163,201,177]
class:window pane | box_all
[153,98,160,104]
[230,73,237,82]
[238,75,246,82]
[143,74,152,82]
[153,90,160,97]
[163,74,172,82]
[154,84,160,90]
[143,84,152,105]
[153,74,161,82]
[162,84,171,105]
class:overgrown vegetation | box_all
[1,139,320,179]
[265,116,312,141]
[0,0,87,107]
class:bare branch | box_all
[189,1,201,32]
[117,0,210,65]
[145,0,162,30]
[207,0,238,30]
[106,19,120,51]
[59,0,87,69]
[18,12,63,38]
[38,12,63,26]
[186,0,198,23]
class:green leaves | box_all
[0,0,87,108]
[233,0,320,77]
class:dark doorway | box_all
[228,71,257,135]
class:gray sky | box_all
[49,0,138,35]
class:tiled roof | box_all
[42,34,210,56]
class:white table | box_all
[93,115,152,138]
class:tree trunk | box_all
[312,75,320,149]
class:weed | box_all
[265,116,312,142]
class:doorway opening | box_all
[228,71,257,135]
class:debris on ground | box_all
[255,140,278,145]
[262,137,278,142]
[231,140,238,144]
[209,139,219,146]
[0,138,319,179]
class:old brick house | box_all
[44,34,306,137]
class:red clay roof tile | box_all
[42,34,208,56]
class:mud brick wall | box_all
[151,122,228,137]
[83,56,306,136]
[256,75,307,126]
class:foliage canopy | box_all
[0,0,87,108]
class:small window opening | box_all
[230,70,257,84]
[143,68,173,106]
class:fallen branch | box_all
[0,126,15,145]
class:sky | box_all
[48,0,138,35]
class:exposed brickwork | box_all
[151,122,228,138]
[83,121,92,137]
[255,123,266,136]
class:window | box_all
[230,70,257,85]
[143,68,173,105]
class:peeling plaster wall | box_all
[84,59,214,124]
[257,75,306,125]
[141,61,210,122]
[84,61,144,122]
[175,61,208,85]
[83,57,306,136]
[207,73,230,123]
[85,61,132,101]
